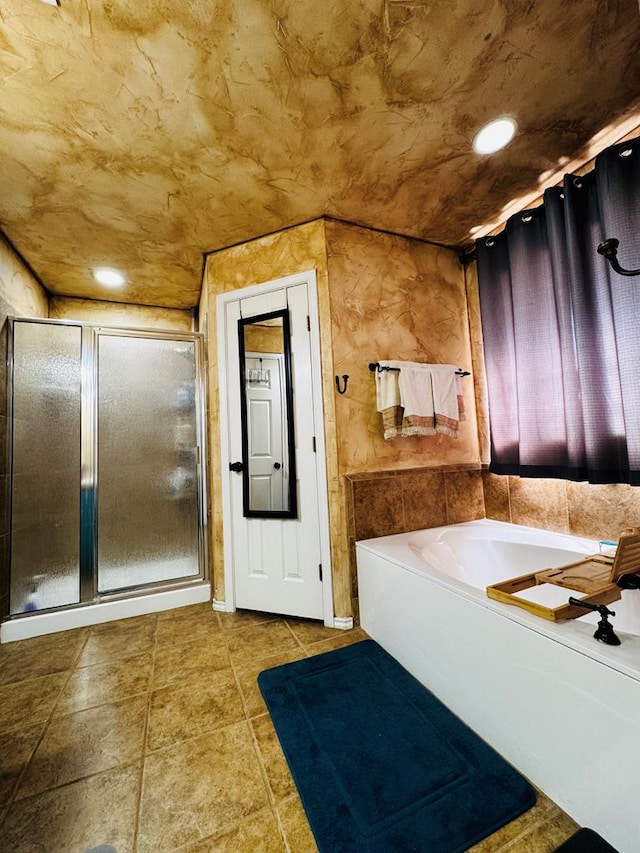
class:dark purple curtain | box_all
[476,135,640,485]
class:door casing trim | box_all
[216,270,336,626]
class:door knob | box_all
[229,461,244,472]
[273,462,281,470]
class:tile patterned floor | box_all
[0,604,579,852]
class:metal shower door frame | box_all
[8,317,209,613]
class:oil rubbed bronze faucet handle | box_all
[568,597,621,646]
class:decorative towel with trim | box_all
[398,364,437,435]
[376,362,466,440]
[375,360,404,439]
[426,364,466,437]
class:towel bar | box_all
[368,362,470,377]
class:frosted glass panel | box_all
[10,322,81,614]
[97,336,200,591]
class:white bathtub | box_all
[356,519,640,853]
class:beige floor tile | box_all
[235,647,308,719]
[54,651,153,715]
[152,636,230,688]
[0,629,87,686]
[500,812,580,852]
[0,608,582,853]
[284,617,349,646]
[1,763,140,853]
[301,626,369,655]
[89,613,157,634]
[0,723,44,806]
[0,627,88,661]
[155,608,223,647]
[217,609,279,633]
[156,602,214,621]
[465,792,575,852]
[0,672,67,736]
[78,616,157,666]
[147,668,244,751]
[250,713,296,803]
[180,807,286,852]
[275,794,317,853]
[137,722,270,853]
[17,694,147,799]
[224,620,301,666]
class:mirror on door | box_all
[236,308,298,518]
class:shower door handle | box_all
[229,461,244,472]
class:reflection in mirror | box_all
[238,309,297,518]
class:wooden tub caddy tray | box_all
[486,528,640,621]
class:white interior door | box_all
[223,281,325,620]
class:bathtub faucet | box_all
[567,598,621,646]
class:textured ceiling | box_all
[1,0,640,308]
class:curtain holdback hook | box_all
[597,238,640,277]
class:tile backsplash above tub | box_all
[345,464,485,595]
[347,465,640,595]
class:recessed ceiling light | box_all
[473,117,517,155]
[94,267,126,287]
[38,0,60,6]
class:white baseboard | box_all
[332,616,354,630]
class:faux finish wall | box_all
[204,218,479,620]
[49,297,193,332]
[202,221,341,610]
[325,219,479,473]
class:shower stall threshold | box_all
[0,581,212,643]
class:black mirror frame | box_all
[237,308,298,519]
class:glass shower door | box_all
[96,333,201,592]
[10,321,82,614]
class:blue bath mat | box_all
[258,639,535,852]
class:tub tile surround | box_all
[347,465,640,590]
[348,467,640,542]
[489,472,640,541]
[0,604,579,852]
[346,464,484,593]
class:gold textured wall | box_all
[204,218,482,619]
[324,220,481,594]
[0,235,49,319]
[243,324,283,354]
[325,220,479,474]
[49,297,193,331]
[202,221,343,610]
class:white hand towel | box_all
[397,365,436,436]
[428,364,463,437]
[375,361,404,439]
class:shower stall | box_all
[1,318,209,642]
